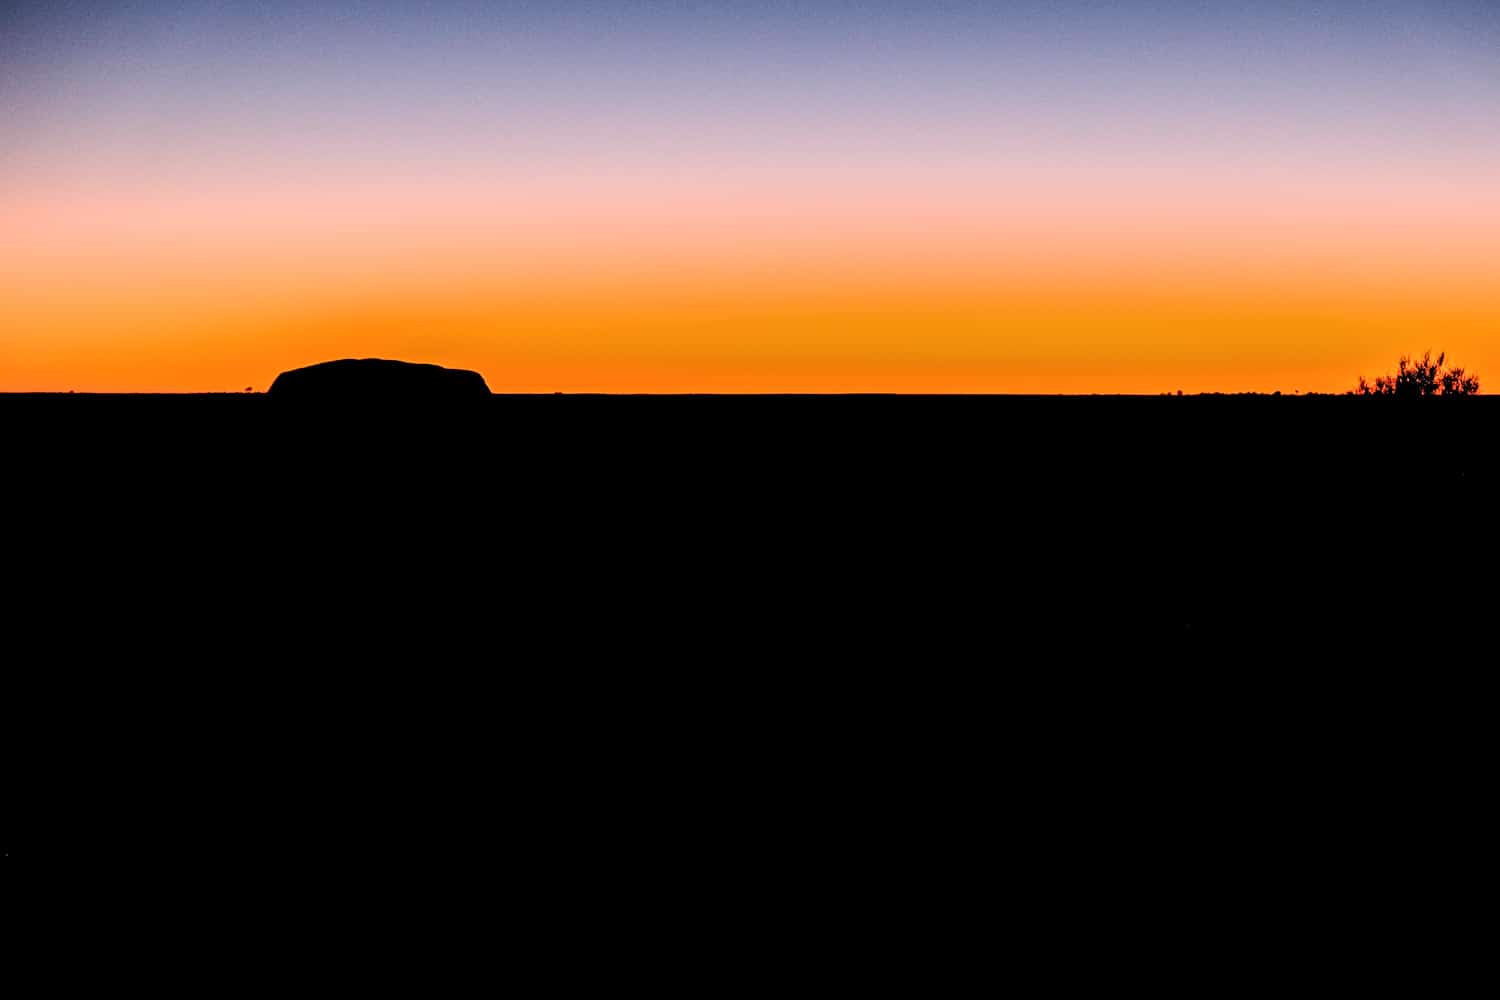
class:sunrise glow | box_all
[4,2,1497,393]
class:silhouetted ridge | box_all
[268,358,491,402]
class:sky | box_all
[3,0,1497,392]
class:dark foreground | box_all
[13,392,1495,647]
[10,394,1493,891]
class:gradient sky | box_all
[3,1,1497,392]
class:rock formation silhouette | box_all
[268,359,491,402]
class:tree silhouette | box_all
[1355,352,1479,397]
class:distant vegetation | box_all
[1355,352,1479,397]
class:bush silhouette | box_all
[1355,351,1479,397]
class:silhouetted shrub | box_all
[1355,352,1479,397]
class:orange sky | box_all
[6,2,1500,394]
[4,160,1496,393]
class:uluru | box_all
[268,359,491,402]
